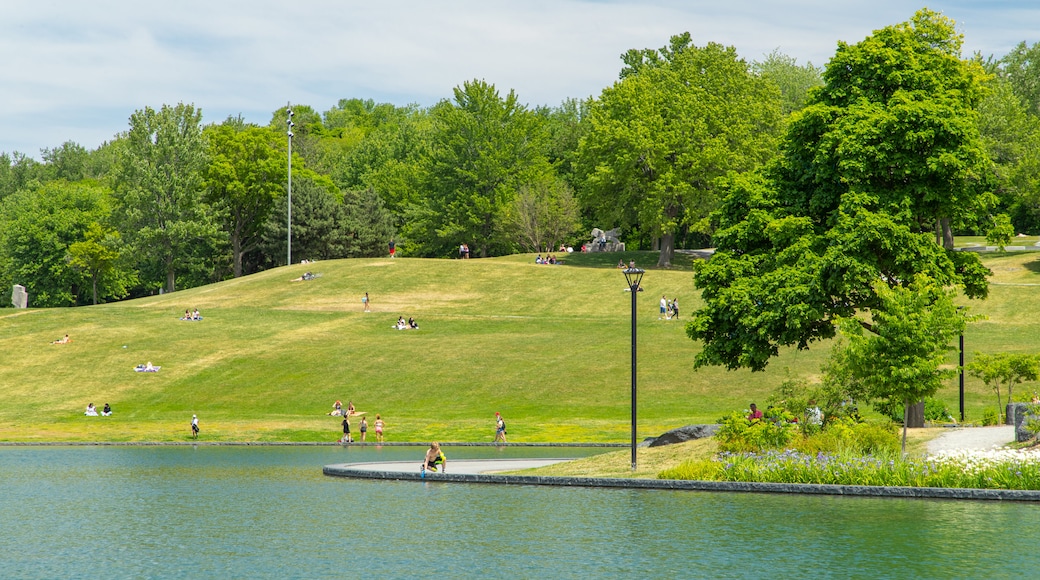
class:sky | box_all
[2,1,1039,159]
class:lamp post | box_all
[623,267,644,471]
[286,103,295,266]
[957,306,965,422]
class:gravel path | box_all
[926,426,1015,454]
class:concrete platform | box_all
[326,458,572,475]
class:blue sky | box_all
[2,1,1038,158]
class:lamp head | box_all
[623,267,644,290]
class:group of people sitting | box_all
[535,254,559,265]
[327,400,357,417]
[134,362,160,373]
[180,308,202,321]
[85,403,111,416]
[394,317,419,330]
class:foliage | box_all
[411,80,552,258]
[512,179,582,252]
[580,33,783,267]
[113,102,219,293]
[967,352,1040,423]
[751,49,824,116]
[986,213,1015,252]
[714,410,797,453]
[204,119,287,277]
[690,10,993,373]
[0,181,117,306]
[982,408,1000,426]
[67,222,135,305]
[661,447,1040,490]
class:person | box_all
[459,243,466,259]
[191,414,199,439]
[341,416,352,443]
[396,317,407,330]
[748,403,763,422]
[145,362,156,372]
[617,259,625,269]
[52,334,70,344]
[347,401,356,416]
[193,308,201,320]
[463,243,470,259]
[806,400,823,426]
[102,403,112,417]
[362,292,371,312]
[421,442,446,473]
[494,412,507,443]
[598,234,606,251]
[328,400,343,416]
[388,239,396,259]
[535,254,543,264]
[629,260,635,269]
[85,403,98,416]
[359,416,368,442]
[183,309,191,320]
[581,244,587,253]
[660,295,667,319]
[374,414,385,442]
[408,317,418,329]
[671,297,679,319]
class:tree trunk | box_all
[233,234,243,278]
[939,217,955,250]
[901,401,908,456]
[657,232,675,267]
[91,273,98,306]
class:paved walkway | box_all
[327,458,573,475]
[926,425,1015,454]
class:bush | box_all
[791,418,899,456]
[982,408,1000,426]
[714,410,797,453]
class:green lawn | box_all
[2,249,1039,442]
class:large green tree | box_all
[579,33,783,266]
[689,9,994,372]
[752,49,824,117]
[204,118,286,277]
[412,79,552,258]
[114,103,218,293]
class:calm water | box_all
[1,445,1037,579]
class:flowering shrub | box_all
[659,447,1040,490]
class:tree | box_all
[993,40,1040,117]
[967,353,1040,423]
[827,276,965,453]
[752,49,824,116]
[204,119,286,277]
[259,174,349,265]
[412,79,553,258]
[114,103,218,293]
[0,181,114,306]
[67,223,134,305]
[512,179,581,252]
[689,10,994,372]
[579,33,783,267]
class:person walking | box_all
[660,295,668,319]
[671,297,679,319]
[359,416,368,442]
[388,239,396,259]
[191,414,199,439]
[362,292,371,312]
[341,416,352,443]
[494,412,507,443]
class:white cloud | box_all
[0,0,1037,157]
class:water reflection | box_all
[0,446,1037,578]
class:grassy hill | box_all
[1,249,1039,443]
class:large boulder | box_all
[1013,403,1039,442]
[648,424,720,448]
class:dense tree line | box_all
[1,10,1038,307]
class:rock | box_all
[1013,403,1039,442]
[648,424,720,447]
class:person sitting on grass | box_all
[408,317,419,329]
[102,403,112,416]
[328,400,343,416]
[421,442,446,473]
[52,334,71,344]
[85,403,99,416]
[395,317,407,330]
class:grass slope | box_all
[1,250,1039,442]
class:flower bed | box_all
[659,448,1040,490]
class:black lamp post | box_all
[957,306,965,422]
[623,267,644,471]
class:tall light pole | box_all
[286,103,295,266]
[958,306,965,422]
[623,267,644,471]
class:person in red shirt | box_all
[748,403,763,422]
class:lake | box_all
[1,445,1037,579]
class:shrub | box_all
[714,410,797,453]
[791,418,899,455]
[982,408,1000,426]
